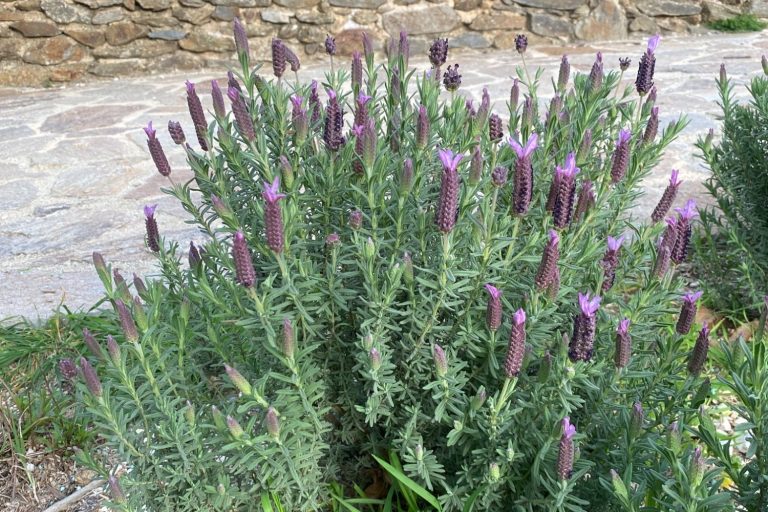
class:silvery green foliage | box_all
[80,34,733,511]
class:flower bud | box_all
[690,446,704,487]
[282,318,295,359]
[279,155,294,189]
[349,209,363,230]
[400,158,414,196]
[369,347,382,371]
[364,237,376,260]
[433,344,448,378]
[557,55,570,90]
[489,462,500,482]
[115,300,139,342]
[106,335,121,366]
[133,274,147,297]
[471,386,487,411]
[59,359,78,380]
[224,364,252,396]
[266,406,280,439]
[80,357,102,397]
[469,145,483,185]
[211,405,226,431]
[688,323,710,376]
[108,475,127,504]
[227,415,244,439]
[184,400,195,427]
[83,328,103,360]
[403,252,414,285]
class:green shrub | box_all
[75,28,732,511]
[694,62,768,318]
[707,14,767,33]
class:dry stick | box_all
[41,479,106,512]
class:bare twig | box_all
[41,478,106,512]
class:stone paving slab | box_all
[2,32,767,321]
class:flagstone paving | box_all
[1,31,767,321]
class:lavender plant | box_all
[77,26,732,511]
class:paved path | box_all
[2,32,767,321]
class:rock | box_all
[93,38,175,57]
[136,0,170,10]
[124,0,135,9]
[451,31,490,48]
[333,28,375,55]
[469,11,525,30]
[261,8,292,23]
[179,30,235,51]
[353,10,377,23]
[329,0,384,8]
[574,0,626,41]
[637,0,701,16]
[212,5,238,19]
[656,16,691,31]
[750,0,768,17]
[629,13,657,32]
[278,23,299,37]
[41,0,91,23]
[208,0,270,5]
[0,181,38,210]
[148,29,187,40]
[394,0,419,4]
[512,0,585,9]
[298,25,324,42]
[89,57,147,75]
[10,21,60,37]
[296,10,334,23]
[382,5,459,35]
[92,7,125,24]
[74,0,122,6]
[273,0,318,7]
[105,21,147,45]
[16,0,42,11]
[131,11,181,26]
[702,0,740,21]
[178,0,203,5]
[49,62,86,81]
[64,26,106,47]
[304,42,319,54]
[0,38,25,58]
[149,51,204,71]
[172,4,214,24]
[23,36,83,65]
[455,0,481,10]
[530,12,572,38]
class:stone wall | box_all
[0,0,765,85]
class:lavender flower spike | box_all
[263,177,287,254]
[433,343,448,377]
[552,152,580,229]
[323,88,344,151]
[271,38,286,79]
[515,34,527,54]
[144,204,160,253]
[115,299,139,342]
[676,290,703,335]
[416,105,430,148]
[569,292,601,362]
[671,199,697,264]
[636,34,660,95]
[485,284,503,332]
[688,323,710,375]
[168,120,186,145]
[227,86,256,141]
[610,129,632,184]
[435,148,463,233]
[185,81,209,150]
[535,230,560,290]
[144,122,171,177]
[443,64,461,92]
[557,417,576,480]
[489,113,503,142]
[557,55,570,90]
[601,234,625,292]
[233,17,249,60]
[351,51,363,91]
[233,230,256,288]
[615,318,631,369]
[504,308,526,378]
[325,34,336,56]
[509,133,538,215]
[80,356,102,397]
[651,169,682,223]
[429,38,448,68]
[643,106,659,144]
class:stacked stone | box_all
[0,0,765,85]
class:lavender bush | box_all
[75,27,733,511]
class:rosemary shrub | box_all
[75,28,732,511]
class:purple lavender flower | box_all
[282,318,294,358]
[659,216,678,255]
[144,122,171,177]
[558,55,570,90]
[492,166,508,188]
[557,417,576,480]
[144,204,160,253]
[646,86,657,107]
[323,89,344,151]
[290,94,308,143]
[351,51,363,91]
[610,129,632,184]
[601,235,625,292]
[429,38,448,68]
[271,38,286,79]
[284,45,300,72]
[509,133,538,215]
[573,179,595,222]
[233,17,249,60]
[400,158,414,195]
[349,209,363,230]
[59,358,78,380]
[653,244,672,279]
[688,323,710,375]
[485,284,503,332]
[535,230,560,290]
[227,86,255,141]
[577,128,592,162]
[635,34,660,95]
[263,177,286,254]
[108,475,126,504]
[105,335,121,366]
[233,230,256,288]
[416,105,430,149]
[133,273,147,296]
[266,406,280,439]
[676,291,702,335]
[476,88,491,127]
[185,81,208,151]
[227,70,242,94]
[115,299,139,342]
[80,356,102,397]
[619,57,631,71]
[390,67,401,105]
[671,199,697,264]
[443,64,461,92]
[552,152,580,229]
[589,52,604,90]
[651,170,682,223]
[515,34,527,54]
[510,79,520,112]
[325,233,340,247]
[435,148,463,233]
[362,31,373,61]
[547,94,562,125]
[643,106,659,144]
[504,308,526,378]
[325,34,336,56]
[569,292,601,362]
[433,343,448,377]
[167,120,185,145]
[615,318,631,368]
[521,96,535,131]
[469,145,483,185]
[354,91,372,128]
[352,124,365,176]
[398,30,409,67]
[188,241,202,269]
[489,113,503,142]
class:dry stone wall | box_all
[0,0,765,85]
